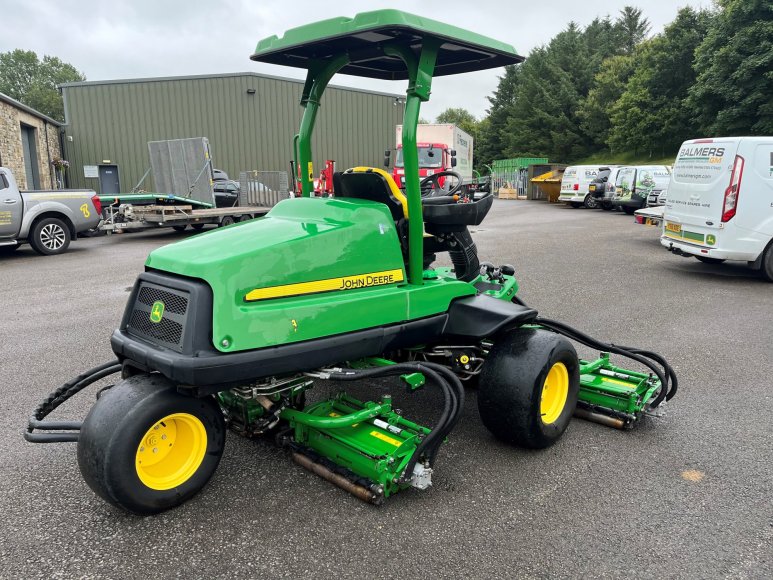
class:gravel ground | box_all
[1,200,771,579]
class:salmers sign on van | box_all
[673,144,727,185]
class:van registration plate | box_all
[665,222,682,234]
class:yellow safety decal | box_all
[601,377,635,388]
[328,412,358,427]
[245,268,404,302]
[79,203,90,218]
[348,166,409,218]
[370,430,402,447]
[307,162,314,181]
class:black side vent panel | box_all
[126,282,190,352]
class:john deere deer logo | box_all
[150,301,165,323]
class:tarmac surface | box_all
[1,200,771,579]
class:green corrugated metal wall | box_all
[61,73,404,193]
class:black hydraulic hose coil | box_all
[325,362,461,478]
[535,318,675,407]
[29,360,121,424]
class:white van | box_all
[558,166,609,208]
[661,136,773,280]
[612,165,672,214]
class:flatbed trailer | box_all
[98,194,270,232]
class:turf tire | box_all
[478,328,579,449]
[77,374,226,515]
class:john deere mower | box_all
[26,10,676,514]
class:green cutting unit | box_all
[26,10,676,514]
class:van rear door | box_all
[666,139,738,225]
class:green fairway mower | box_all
[25,10,676,514]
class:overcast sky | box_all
[3,0,710,120]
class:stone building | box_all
[0,92,62,190]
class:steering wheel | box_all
[419,170,464,198]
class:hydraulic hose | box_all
[322,361,462,480]
[535,317,674,407]
[26,360,122,442]
[512,295,676,407]
[407,361,466,465]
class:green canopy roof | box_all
[251,9,524,79]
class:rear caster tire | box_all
[695,256,725,265]
[172,225,187,232]
[623,206,636,215]
[570,202,581,209]
[77,374,226,515]
[478,329,579,449]
[29,217,71,255]
[583,194,598,209]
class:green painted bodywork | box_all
[145,197,475,352]
[284,392,430,497]
[251,10,522,80]
[577,353,661,415]
[251,9,523,285]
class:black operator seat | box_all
[335,167,408,222]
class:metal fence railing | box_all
[490,157,549,198]
[238,171,291,208]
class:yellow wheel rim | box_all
[540,362,569,425]
[135,413,207,491]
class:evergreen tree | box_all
[689,0,773,135]
[476,64,521,167]
[577,55,635,149]
[608,7,713,156]
[617,6,652,54]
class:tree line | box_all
[440,0,772,169]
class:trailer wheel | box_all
[695,256,725,265]
[172,225,187,232]
[220,216,235,227]
[583,194,598,209]
[623,206,636,215]
[570,202,581,209]
[77,374,226,515]
[237,214,252,222]
[191,224,205,231]
[29,217,71,255]
[478,328,579,449]
[600,202,613,211]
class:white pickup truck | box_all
[0,167,102,255]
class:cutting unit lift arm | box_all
[24,10,677,514]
